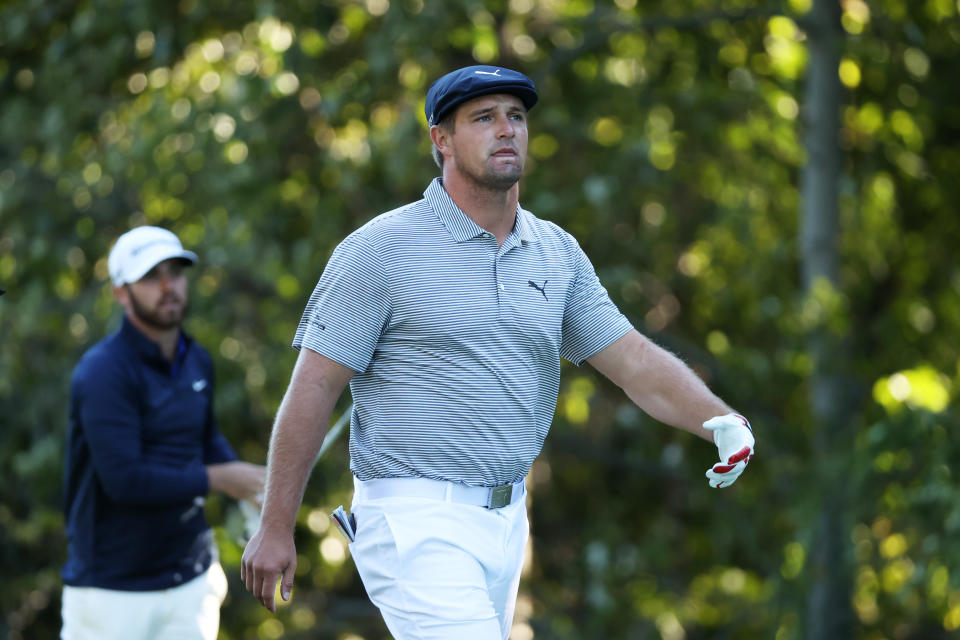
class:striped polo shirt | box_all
[293,178,633,486]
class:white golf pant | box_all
[350,477,529,640]
[61,562,227,640]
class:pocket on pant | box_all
[379,500,443,558]
[350,500,437,562]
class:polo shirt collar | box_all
[119,315,191,375]
[424,178,539,245]
[513,206,538,244]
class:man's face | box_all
[446,93,528,191]
[119,259,189,331]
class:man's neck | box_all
[441,172,519,246]
[126,311,180,362]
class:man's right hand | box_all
[241,523,297,613]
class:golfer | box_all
[61,226,266,639]
[241,65,755,639]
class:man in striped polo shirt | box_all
[241,65,755,638]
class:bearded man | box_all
[61,226,265,640]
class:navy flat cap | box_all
[425,65,538,126]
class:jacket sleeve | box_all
[74,357,210,506]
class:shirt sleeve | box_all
[292,231,392,373]
[73,360,210,506]
[559,241,634,365]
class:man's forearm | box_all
[628,339,732,440]
[259,400,332,531]
[589,330,732,441]
[259,349,355,531]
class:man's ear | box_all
[112,285,129,307]
[429,125,450,158]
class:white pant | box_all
[61,562,227,640]
[350,478,529,640]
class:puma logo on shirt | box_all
[528,280,548,301]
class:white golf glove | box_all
[703,413,755,488]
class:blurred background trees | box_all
[2,0,959,638]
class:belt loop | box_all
[442,481,452,502]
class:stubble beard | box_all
[128,288,187,331]
[455,153,524,193]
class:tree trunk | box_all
[799,0,855,638]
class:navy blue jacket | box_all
[62,316,236,590]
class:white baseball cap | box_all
[108,226,198,286]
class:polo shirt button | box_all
[498,283,505,291]
[174,573,182,583]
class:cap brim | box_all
[433,85,538,125]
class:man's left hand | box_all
[703,413,755,488]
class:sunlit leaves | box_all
[644,105,676,170]
[841,0,871,35]
[839,58,861,88]
[398,61,427,90]
[781,542,805,579]
[901,47,930,79]
[329,119,371,164]
[589,116,623,146]
[889,109,925,150]
[223,140,247,164]
[473,27,500,62]
[718,38,748,66]
[530,133,559,158]
[872,366,952,414]
[801,276,851,335]
[259,17,295,53]
[764,16,807,80]
[705,329,730,355]
[572,54,599,80]
[365,0,390,17]
[560,376,595,425]
[603,57,645,86]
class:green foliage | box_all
[2,0,959,638]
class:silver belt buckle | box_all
[486,484,513,509]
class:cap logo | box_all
[474,69,502,76]
[131,238,178,256]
